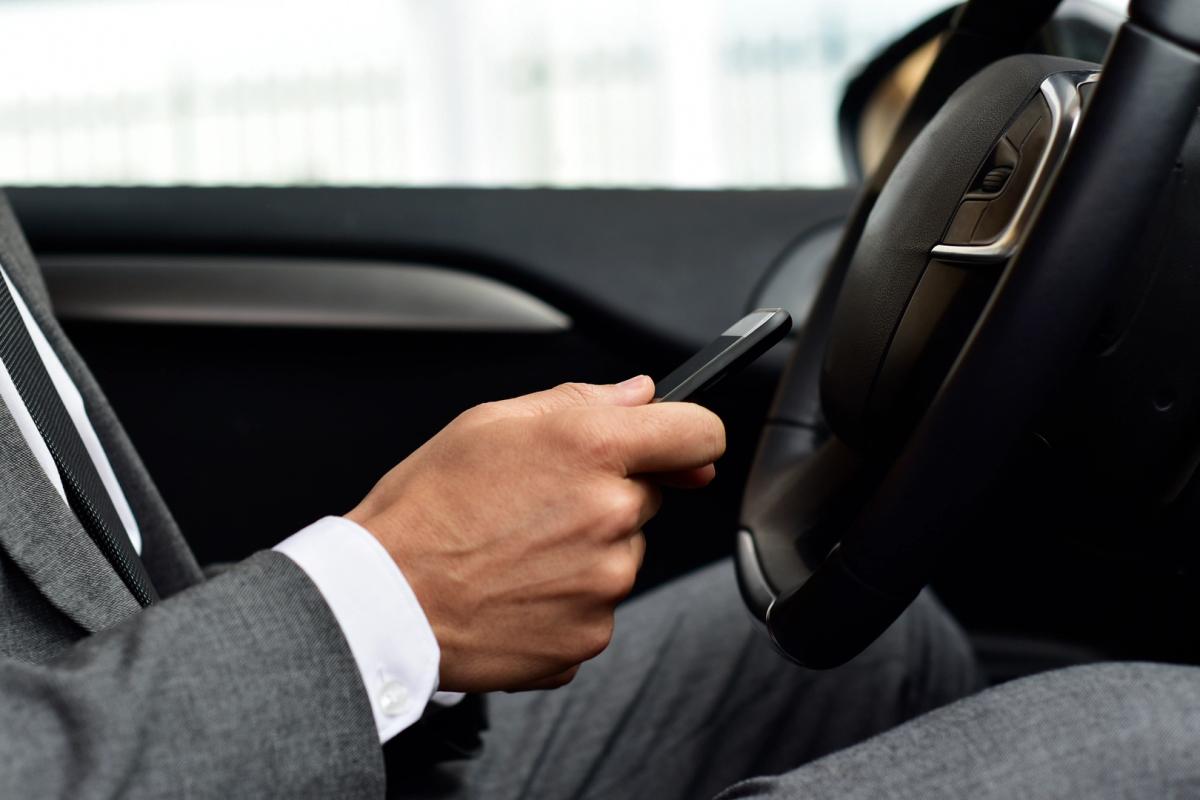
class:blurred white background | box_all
[0,0,1126,188]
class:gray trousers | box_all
[397,560,1200,798]
[719,661,1200,799]
[393,559,980,798]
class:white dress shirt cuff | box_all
[274,516,441,743]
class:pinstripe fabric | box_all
[0,270,157,605]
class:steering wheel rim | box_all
[737,0,1200,668]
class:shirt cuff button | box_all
[379,682,411,717]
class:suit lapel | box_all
[0,192,204,621]
[0,397,141,632]
[23,297,207,597]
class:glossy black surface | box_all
[655,311,791,403]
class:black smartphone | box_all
[654,309,792,402]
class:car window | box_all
[0,0,1111,189]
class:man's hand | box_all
[345,376,725,693]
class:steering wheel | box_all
[736,0,1200,668]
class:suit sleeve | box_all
[0,551,385,799]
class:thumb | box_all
[506,376,655,416]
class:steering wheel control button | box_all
[965,137,1019,199]
[973,115,1050,244]
[978,166,1013,194]
[379,682,411,717]
[933,71,1099,264]
[963,98,1051,245]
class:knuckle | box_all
[598,485,643,533]
[548,666,580,688]
[630,531,647,568]
[458,402,497,426]
[577,619,614,661]
[598,553,638,599]
[453,407,480,426]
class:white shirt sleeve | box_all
[274,516,442,743]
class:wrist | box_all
[338,510,460,687]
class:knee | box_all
[936,661,1200,796]
[998,661,1200,741]
[717,662,1200,800]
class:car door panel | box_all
[12,187,854,345]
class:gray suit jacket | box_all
[0,194,384,798]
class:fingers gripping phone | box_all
[654,309,792,402]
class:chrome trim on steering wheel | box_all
[932,70,1100,264]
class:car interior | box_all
[9,0,1200,688]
